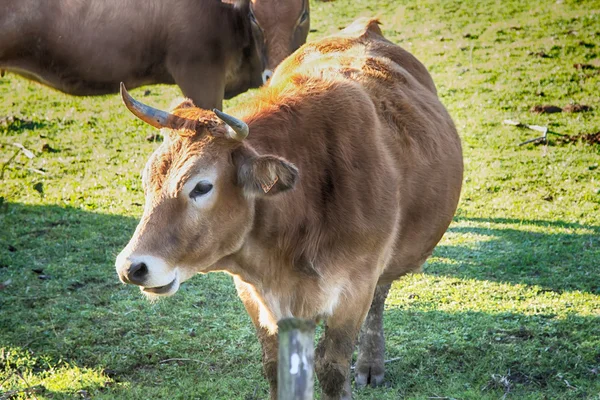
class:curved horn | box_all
[120,83,183,129]
[212,108,249,141]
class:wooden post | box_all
[277,318,316,400]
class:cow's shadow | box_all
[377,308,599,399]
[374,215,600,398]
[1,202,599,398]
[427,216,600,294]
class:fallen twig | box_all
[428,397,458,400]
[28,168,46,175]
[159,357,207,364]
[383,356,403,364]
[503,119,566,146]
[0,149,19,180]
[12,143,35,159]
[563,379,577,390]
[0,279,12,290]
[0,372,15,389]
[14,371,39,400]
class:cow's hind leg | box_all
[355,283,391,388]
[234,278,278,399]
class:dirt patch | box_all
[556,131,600,145]
[563,104,592,113]
[574,63,597,70]
[529,51,550,58]
[578,41,596,48]
[530,105,562,114]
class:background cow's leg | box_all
[169,63,225,110]
[315,284,375,400]
[355,283,391,388]
[234,278,278,399]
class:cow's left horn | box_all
[212,109,249,141]
[120,83,184,130]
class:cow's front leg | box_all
[234,278,279,399]
[355,283,391,388]
[315,284,375,400]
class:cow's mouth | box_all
[141,278,178,296]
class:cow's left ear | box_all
[234,148,299,196]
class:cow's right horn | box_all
[120,83,184,130]
[212,109,249,141]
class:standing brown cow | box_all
[115,18,463,399]
[0,0,309,109]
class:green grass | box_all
[1,0,599,398]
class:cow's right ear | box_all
[170,98,195,111]
[233,147,299,197]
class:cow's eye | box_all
[249,10,258,24]
[189,182,213,199]
[299,9,309,24]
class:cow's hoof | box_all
[354,363,385,388]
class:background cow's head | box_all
[115,85,298,298]
[249,0,310,82]
[221,0,265,99]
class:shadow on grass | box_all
[1,202,599,398]
[0,202,141,398]
[0,201,136,272]
[429,216,600,295]
[381,308,600,398]
[0,116,51,134]
[0,202,263,399]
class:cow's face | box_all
[223,0,265,99]
[115,88,298,299]
[250,0,310,82]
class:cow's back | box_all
[0,0,261,107]
[270,18,463,283]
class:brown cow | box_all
[115,18,463,399]
[249,0,310,82]
[0,0,308,109]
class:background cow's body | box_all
[0,0,307,109]
[116,18,462,400]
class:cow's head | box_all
[249,0,310,83]
[115,84,298,298]
[222,0,265,99]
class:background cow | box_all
[0,0,309,109]
[115,18,462,400]
[249,0,310,82]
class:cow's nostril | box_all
[127,262,148,285]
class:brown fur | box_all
[0,0,307,109]
[250,0,310,71]
[117,18,463,399]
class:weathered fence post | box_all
[277,318,316,400]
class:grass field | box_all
[1,0,599,399]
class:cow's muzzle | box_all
[116,253,179,297]
[141,277,179,296]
